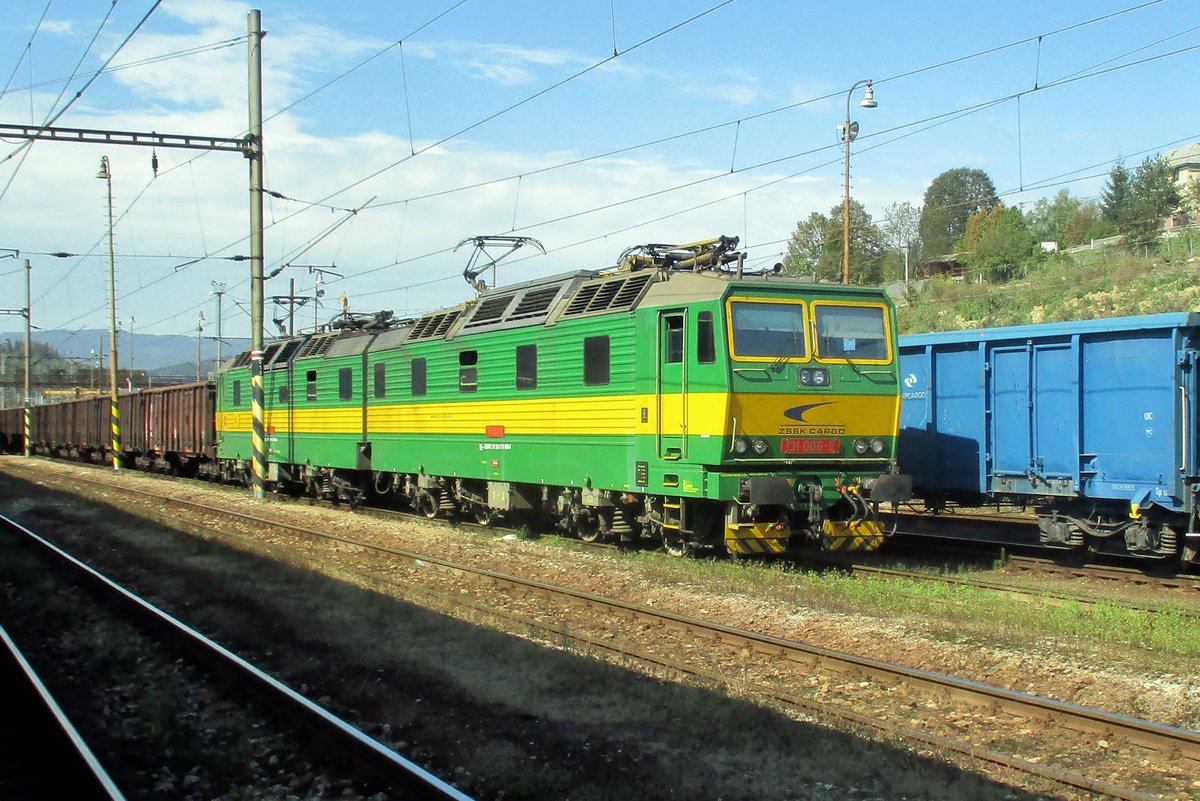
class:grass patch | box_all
[603,547,1200,665]
[900,247,1200,334]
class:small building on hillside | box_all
[917,254,967,280]
[1165,142,1200,228]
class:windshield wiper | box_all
[840,350,866,377]
[769,326,801,372]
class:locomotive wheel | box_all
[663,531,691,557]
[474,505,495,526]
[575,512,603,543]
[415,491,439,519]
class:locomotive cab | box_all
[638,259,910,556]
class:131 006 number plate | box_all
[780,437,840,455]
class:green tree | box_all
[1061,201,1103,247]
[1124,155,1180,248]
[1026,189,1103,250]
[782,211,829,277]
[1026,189,1077,245]
[783,200,886,284]
[1182,176,1200,217]
[881,200,921,281]
[1099,160,1131,226]
[835,199,887,285]
[957,204,1035,282]
[918,168,999,258]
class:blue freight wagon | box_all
[898,313,1200,565]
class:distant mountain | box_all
[28,329,249,372]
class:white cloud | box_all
[40,20,78,37]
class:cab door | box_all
[657,310,687,460]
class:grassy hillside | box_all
[897,235,1200,335]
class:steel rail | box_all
[0,511,475,801]
[839,560,1200,619]
[1006,554,1200,590]
[0,623,127,801]
[6,461,1199,799]
[39,473,1199,795]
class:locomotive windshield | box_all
[814,304,889,361]
[729,300,808,359]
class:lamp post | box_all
[841,79,877,285]
[196,311,205,382]
[96,155,120,469]
[128,315,135,390]
[211,281,226,372]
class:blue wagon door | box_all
[989,342,1076,494]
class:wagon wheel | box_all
[1053,538,1099,567]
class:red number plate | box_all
[781,437,840,455]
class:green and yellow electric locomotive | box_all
[215,236,910,556]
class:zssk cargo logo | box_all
[779,401,845,436]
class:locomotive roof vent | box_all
[458,281,573,334]
[297,332,339,359]
[409,309,463,341]
[266,338,304,369]
[561,272,654,318]
[465,293,515,326]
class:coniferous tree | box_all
[1099,160,1131,226]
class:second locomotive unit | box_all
[215,236,910,556]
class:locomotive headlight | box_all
[733,437,750,454]
[798,367,830,387]
[870,437,886,454]
[853,437,869,455]
[751,437,770,455]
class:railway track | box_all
[0,511,473,801]
[0,623,125,800]
[895,509,1200,578]
[1006,554,1200,590]
[253,471,1200,620]
[8,461,1198,800]
[831,557,1200,620]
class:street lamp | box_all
[96,155,120,469]
[196,311,205,382]
[841,79,877,284]
[211,281,226,371]
[128,315,135,390]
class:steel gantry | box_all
[0,10,269,497]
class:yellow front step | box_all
[724,522,789,556]
[820,519,884,552]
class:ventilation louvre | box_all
[297,333,339,359]
[508,285,561,319]
[409,309,462,341]
[267,338,303,369]
[561,273,653,318]
[467,294,514,325]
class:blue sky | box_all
[0,0,1196,345]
